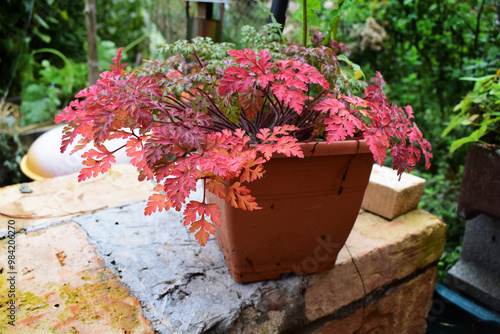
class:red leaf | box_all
[183,201,205,225]
[183,200,221,246]
[189,216,214,247]
[365,132,390,165]
[204,203,222,226]
[239,157,266,182]
[257,72,274,88]
[316,98,365,142]
[228,49,255,65]
[205,177,229,199]
[226,182,260,211]
[255,126,304,159]
[77,153,116,182]
[254,50,273,72]
[145,193,172,215]
[219,67,253,95]
[271,82,308,113]
[239,88,265,119]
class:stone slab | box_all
[446,214,500,313]
[0,164,154,236]
[304,209,446,322]
[0,166,445,333]
[70,200,308,334]
[447,261,500,314]
[309,266,438,334]
[0,222,153,333]
[67,197,445,333]
[361,165,426,219]
[454,214,500,275]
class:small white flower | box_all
[324,1,336,11]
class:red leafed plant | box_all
[56,33,432,246]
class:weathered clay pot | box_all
[457,144,500,220]
[207,140,374,283]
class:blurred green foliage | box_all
[326,0,499,280]
[0,103,28,187]
[0,0,86,98]
[96,0,149,58]
[0,0,149,185]
[1,0,149,126]
[442,69,500,151]
[438,245,462,283]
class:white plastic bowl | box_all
[21,125,132,180]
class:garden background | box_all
[1,0,499,281]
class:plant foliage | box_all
[330,0,499,281]
[56,31,432,246]
[442,68,500,151]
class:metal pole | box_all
[85,0,99,85]
[268,0,289,31]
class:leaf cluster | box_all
[293,0,355,45]
[442,68,500,152]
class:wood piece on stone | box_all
[361,164,426,219]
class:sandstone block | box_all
[0,222,153,333]
[311,266,438,334]
[361,165,426,219]
[304,210,446,321]
[0,164,153,235]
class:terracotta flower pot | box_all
[207,140,374,283]
[457,144,500,220]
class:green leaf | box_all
[98,40,119,71]
[34,30,51,43]
[34,13,50,29]
[459,75,495,82]
[441,110,467,138]
[293,7,320,26]
[324,17,339,44]
[60,10,69,21]
[337,54,365,79]
[295,0,321,10]
[449,124,488,152]
[323,0,355,42]
[293,0,322,45]
[330,0,356,19]
[19,83,61,126]
[450,137,475,153]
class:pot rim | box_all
[272,139,370,159]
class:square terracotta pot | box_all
[207,140,374,283]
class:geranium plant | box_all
[55,29,431,246]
